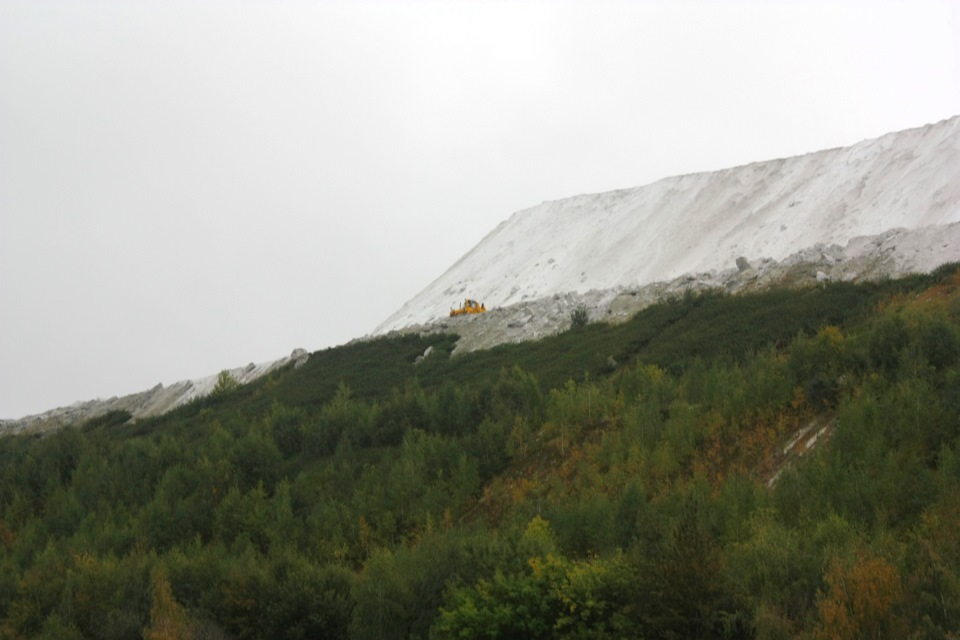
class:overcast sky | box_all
[1,0,958,419]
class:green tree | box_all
[212,370,240,397]
[639,498,736,639]
[233,425,282,492]
[434,518,636,640]
[266,401,306,458]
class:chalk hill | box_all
[377,116,960,334]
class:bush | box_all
[570,304,590,329]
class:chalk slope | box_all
[377,116,960,333]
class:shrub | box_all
[570,304,590,329]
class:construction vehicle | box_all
[449,299,486,317]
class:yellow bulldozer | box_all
[449,298,487,317]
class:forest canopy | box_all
[2,265,960,639]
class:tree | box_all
[815,550,905,640]
[144,567,193,640]
[233,426,282,492]
[212,370,240,397]
[267,401,306,458]
[640,498,731,639]
[433,518,637,640]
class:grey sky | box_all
[1,0,958,419]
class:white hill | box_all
[376,116,960,335]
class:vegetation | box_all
[2,265,960,639]
[570,303,590,329]
[212,370,239,397]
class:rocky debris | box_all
[372,223,960,357]
[291,348,310,369]
[736,256,752,271]
[414,345,434,365]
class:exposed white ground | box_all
[391,222,960,356]
[376,116,960,334]
[4,117,959,434]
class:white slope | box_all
[376,116,960,334]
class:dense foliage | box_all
[2,265,960,639]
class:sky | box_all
[1,1,958,420]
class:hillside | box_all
[1,111,958,638]
[377,115,960,333]
[5,117,957,432]
[1,266,959,639]
[0,350,309,435]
